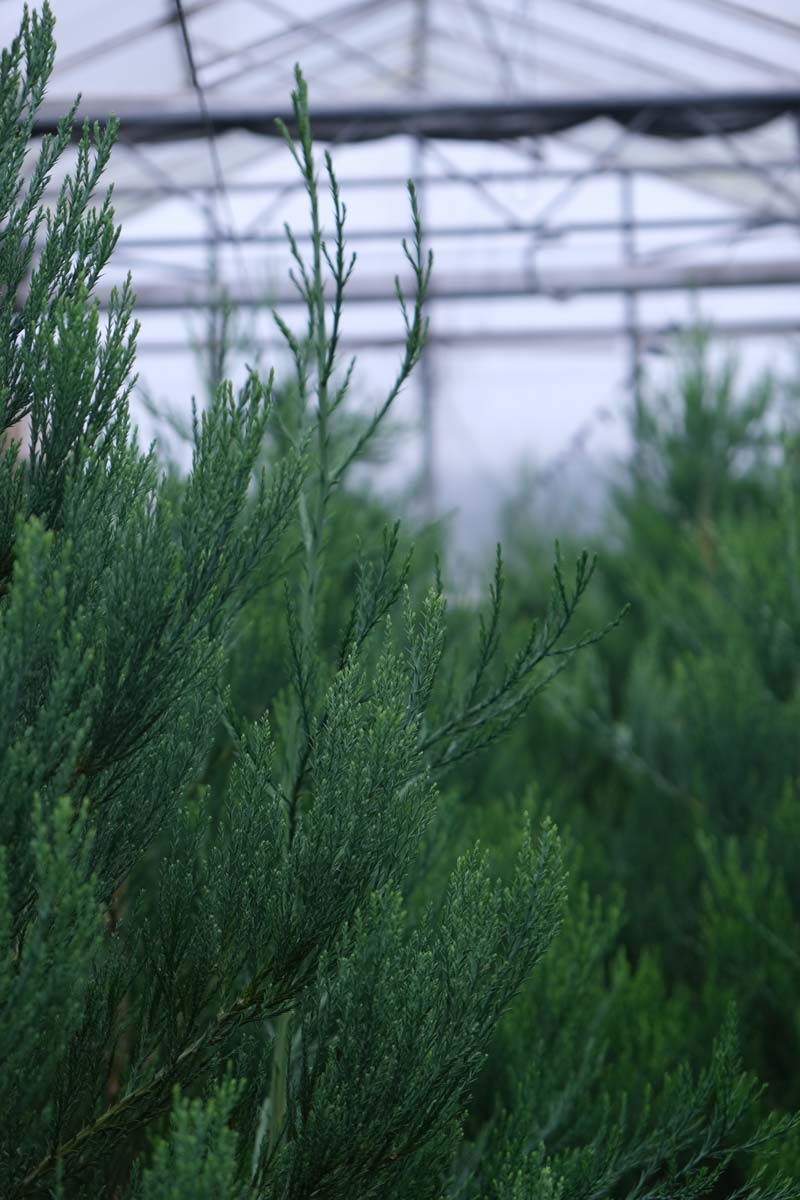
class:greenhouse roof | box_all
[7,0,800,524]
[19,1,800,106]
[8,0,796,233]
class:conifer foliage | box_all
[0,8,797,1200]
[0,8,585,1196]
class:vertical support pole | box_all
[206,205,224,396]
[413,0,435,518]
[619,169,642,429]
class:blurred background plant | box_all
[151,295,800,1188]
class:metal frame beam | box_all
[107,211,788,249]
[37,160,800,199]
[29,88,800,144]
[135,316,800,354]
[94,256,800,309]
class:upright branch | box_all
[267,65,434,1162]
[272,66,433,825]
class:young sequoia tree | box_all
[0,7,796,1200]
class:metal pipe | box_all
[29,88,800,144]
[94,256,800,308]
[107,212,787,251]
[36,161,800,200]
[135,316,800,353]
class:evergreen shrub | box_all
[1,8,798,1198]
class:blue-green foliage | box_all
[1,6,798,1199]
[0,7,593,1198]
[433,335,800,1190]
[135,1079,245,1200]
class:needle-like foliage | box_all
[1,9,796,1200]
